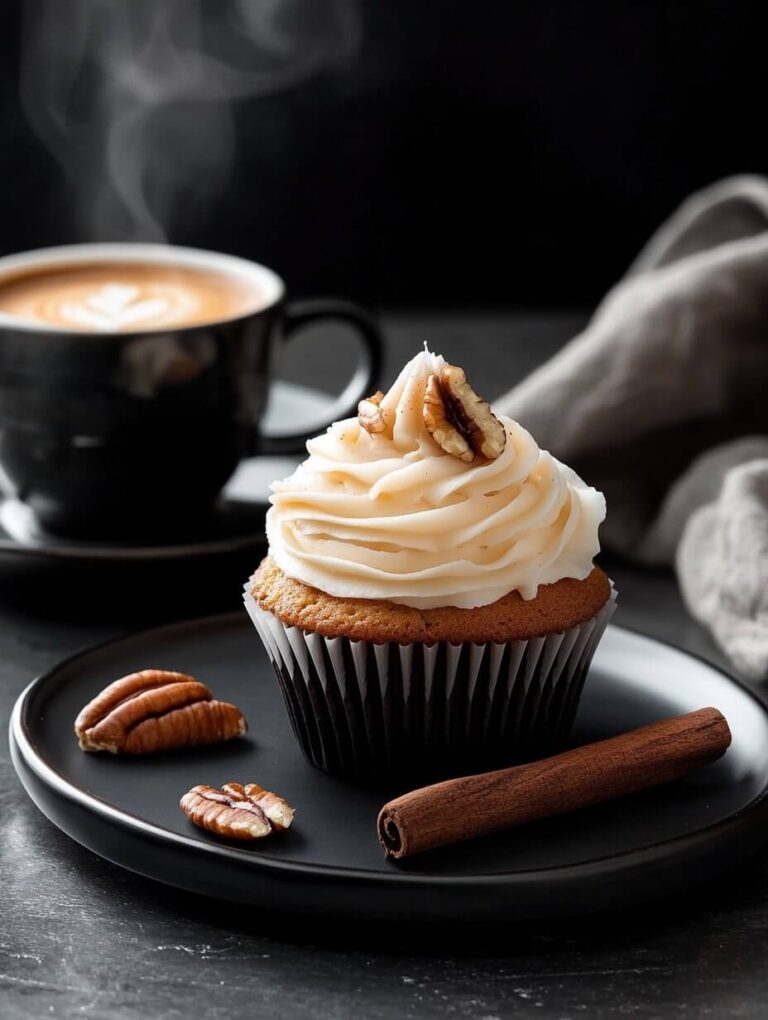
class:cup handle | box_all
[256,299,384,455]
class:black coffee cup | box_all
[0,243,383,539]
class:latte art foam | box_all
[0,262,263,332]
[50,281,197,331]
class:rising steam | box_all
[21,0,361,241]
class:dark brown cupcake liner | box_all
[243,583,616,785]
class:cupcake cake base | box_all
[244,562,616,785]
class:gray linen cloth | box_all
[496,176,768,679]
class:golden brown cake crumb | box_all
[250,557,612,645]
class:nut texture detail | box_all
[358,390,388,435]
[180,782,294,840]
[423,365,506,462]
[74,669,247,754]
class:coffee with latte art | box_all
[0,261,263,332]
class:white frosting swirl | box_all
[267,350,606,608]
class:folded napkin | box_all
[497,176,768,679]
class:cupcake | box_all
[244,349,615,783]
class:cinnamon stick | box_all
[377,707,731,859]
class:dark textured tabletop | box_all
[2,315,766,1020]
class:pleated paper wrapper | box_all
[244,582,617,785]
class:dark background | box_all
[3,9,768,1018]
[0,1,765,308]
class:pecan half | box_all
[358,390,387,435]
[423,364,506,462]
[180,782,294,840]
[244,782,295,831]
[74,670,247,754]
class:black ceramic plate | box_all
[11,616,768,922]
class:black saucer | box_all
[11,617,768,922]
[0,381,329,567]
[0,496,268,562]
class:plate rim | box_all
[10,613,768,892]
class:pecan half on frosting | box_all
[180,781,294,840]
[74,669,247,754]
[358,390,388,435]
[423,364,506,462]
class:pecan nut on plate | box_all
[74,669,247,755]
[180,782,295,841]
